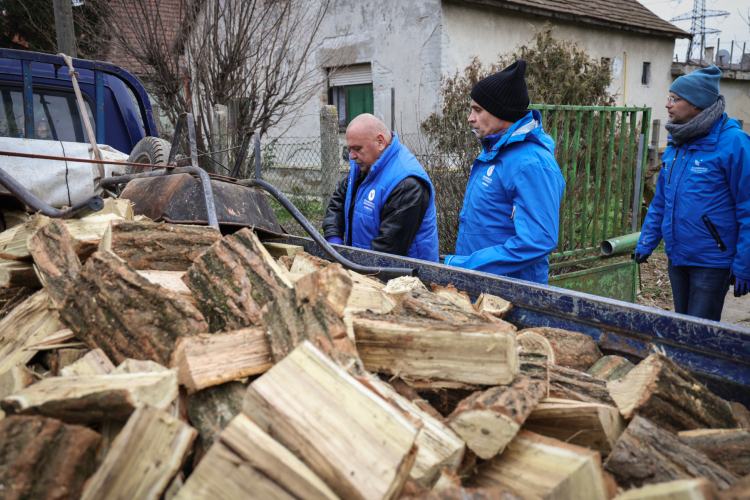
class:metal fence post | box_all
[320,105,339,209]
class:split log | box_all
[137,270,197,308]
[243,341,419,500]
[354,313,518,386]
[75,197,134,220]
[2,209,29,228]
[402,488,524,500]
[731,402,750,429]
[112,358,169,374]
[466,430,608,500]
[412,386,476,418]
[99,220,221,271]
[0,415,102,500]
[179,412,341,500]
[614,479,719,500]
[0,216,49,261]
[524,398,626,455]
[1,370,179,423]
[185,381,245,450]
[400,289,504,325]
[262,263,361,370]
[603,416,739,490]
[390,378,446,421]
[429,283,474,311]
[0,259,38,288]
[431,469,462,492]
[184,228,292,332]
[677,429,750,476]
[350,269,386,289]
[0,290,61,375]
[447,376,547,460]
[0,287,35,319]
[263,242,304,258]
[518,351,549,392]
[59,250,208,366]
[720,474,750,500]
[60,348,116,377]
[362,375,466,489]
[289,251,329,275]
[607,354,739,432]
[550,364,617,406]
[587,355,635,381]
[516,327,602,371]
[171,328,272,392]
[0,364,38,418]
[475,293,512,319]
[27,219,81,303]
[382,276,427,314]
[278,255,294,271]
[80,403,197,500]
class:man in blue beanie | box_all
[442,60,566,284]
[636,66,750,321]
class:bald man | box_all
[322,114,439,261]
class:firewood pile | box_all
[0,199,749,500]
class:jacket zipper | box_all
[701,214,727,252]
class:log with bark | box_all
[466,430,609,500]
[677,429,750,477]
[59,348,116,377]
[607,354,739,432]
[587,355,635,381]
[550,364,617,407]
[0,364,38,418]
[178,412,340,500]
[523,398,626,455]
[475,293,512,319]
[1,370,179,423]
[401,488,524,500]
[603,416,739,490]
[80,404,197,500]
[171,328,272,392]
[183,228,292,332]
[0,290,61,375]
[516,327,603,371]
[400,289,504,325]
[381,276,427,314]
[613,478,719,500]
[27,219,81,304]
[137,270,197,308]
[447,376,547,459]
[518,351,549,392]
[0,415,102,500]
[243,341,419,500]
[354,312,518,387]
[429,283,474,311]
[0,259,38,288]
[185,381,246,451]
[99,220,221,271]
[59,250,208,366]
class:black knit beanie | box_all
[471,59,530,123]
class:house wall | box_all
[441,1,677,146]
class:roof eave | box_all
[453,0,692,40]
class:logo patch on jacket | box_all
[482,165,494,186]
[691,159,707,173]
[487,165,495,176]
[364,189,376,211]
[368,189,375,201]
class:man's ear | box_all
[377,133,387,152]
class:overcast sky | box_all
[642,0,750,63]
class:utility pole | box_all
[670,0,727,63]
[53,0,77,58]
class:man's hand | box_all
[635,253,650,264]
[325,236,344,245]
[730,274,750,297]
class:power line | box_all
[671,0,729,61]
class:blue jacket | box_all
[636,114,750,280]
[344,133,440,262]
[445,110,565,284]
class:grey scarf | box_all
[665,94,726,145]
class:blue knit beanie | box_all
[670,66,722,110]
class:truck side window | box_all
[0,85,95,143]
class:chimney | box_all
[705,47,715,65]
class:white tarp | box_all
[0,137,128,208]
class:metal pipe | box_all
[99,168,172,189]
[230,131,253,178]
[239,178,416,278]
[600,232,641,256]
[254,134,262,180]
[166,114,186,166]
[631,134,645,232]
[0,165,103,218]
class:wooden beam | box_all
[80,404,197,500]
[243,341,419,500]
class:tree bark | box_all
[516,327,603,371]
[0,415,101,500]
[59,251,208,366]
[401,488,524,500]
[447,377,547,460]
[586,355,635,381]
[607,354,740,433]
[550,364,617,407]
[400,289,505,325]
[27,219,81,304]
[53,0,77,57]
[678,429,750,477]
[186,381,246,451]
[103,220,221,271]
[603,416,739,490]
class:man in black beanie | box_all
[443,60,566,284]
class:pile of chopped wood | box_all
[0,201,748,500]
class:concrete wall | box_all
[441,1,677,146]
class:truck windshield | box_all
[0,84,95,143]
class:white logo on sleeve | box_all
[368,190,375,201]
[487,165,495,176]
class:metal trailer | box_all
[269,236,750,407]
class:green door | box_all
[346,84,373,124]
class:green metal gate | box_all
[529,104,652,302]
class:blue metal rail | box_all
[275,236,750,406]
[0,48,157,142]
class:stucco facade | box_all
[270,0,685,147]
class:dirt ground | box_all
[637,252,750,328]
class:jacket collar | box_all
[668,114,730,152]
[475,110,546,162]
